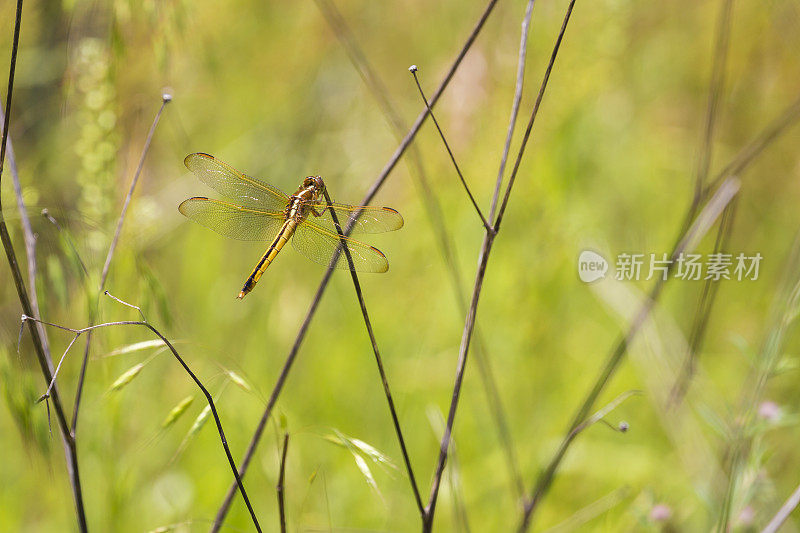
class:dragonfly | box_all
[179,153,404,299]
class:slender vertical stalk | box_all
[669,198,738,404]
[518,177,756,531]
[277,434,289,533]
[424,2,578,529]
[1,106,51,359]
[323,189,424,514]
[0,1,88,529]
[314,0,524,502]
[689,0,734,219]
[490,0,536,221]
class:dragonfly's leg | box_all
[310,204,328,218]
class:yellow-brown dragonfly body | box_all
[178,153,403,299]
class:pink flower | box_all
[758,401,780,421]
[737,505,755,526]
[650,503,672,522]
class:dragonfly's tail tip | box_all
[237,291,245,300]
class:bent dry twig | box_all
[568,390,641,439]
[210,1,500,528]
[22,297,263,532]
[71,93,171,435]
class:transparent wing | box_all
[291,218,389,273]
[178,197,285,241]
[307,201,404,234]
[184,153,289,210]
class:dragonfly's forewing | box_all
[179,197,285,241]
[184,153,289,211]
[292,218,389,273]
[307,201,404,234]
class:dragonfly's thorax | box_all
[286,175,326,221]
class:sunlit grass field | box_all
[2,0,800,531]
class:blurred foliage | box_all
[2,0,800,531]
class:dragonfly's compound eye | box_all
[303,176,325,192]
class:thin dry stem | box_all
[493,0,576,231]
[690,0,734,212]
[424,2,578,528]
[39,334,81,402]
[277,433,289,533]
[762,481,800,533]
[702,95,800,198]
[323,188,424,513]
[1,105,51,360]
[669,198,738,404]
[490,0,535,221]
[410,67,492,232]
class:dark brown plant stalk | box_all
[277,433,289,533]
[322,188,424,512]
[0,1,88,529]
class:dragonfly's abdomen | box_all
[237,219,297,299]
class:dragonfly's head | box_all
[303,175,326,200]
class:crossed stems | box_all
[22,291,263,533]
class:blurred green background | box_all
[2,0,800,530]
